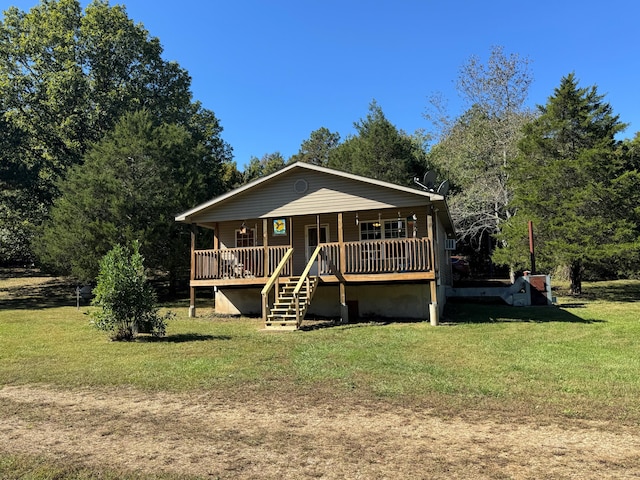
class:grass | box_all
[2,271,640,478]
[2,272,640,424]
[0,454,203,480]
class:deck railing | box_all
[194,245,291,280]
[194,238,431,279]
[320,238,432,275]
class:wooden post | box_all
[316,214,321,274]
[262,294,268,323]
[213,223,219,249]
[189,224,197,318]
[429,281,438,326]
[338,213,346,273]
[338,213,348,323]
[213,222,219,279]
[340,283,348,324]
[528,220,536,275]
[427,209,439,325]
[426,212,436,272]
[288,216,293,275]
[288,216,293,248]
[263,218,269,277]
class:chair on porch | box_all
[220,250,245,278]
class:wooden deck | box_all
[191,238,434,286]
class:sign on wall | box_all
[273,218,286,236]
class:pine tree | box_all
[495,73,637,293]
[36,110,205,282]
[329,101,429,186]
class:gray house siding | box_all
[188,169,432,224]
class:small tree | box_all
[91,241,171,341]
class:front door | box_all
[305,225,329,275]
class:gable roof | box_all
[176,162,454,232]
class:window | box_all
[360,219,407,240]
[384,219,406,239]
[358,218,409,271]
[360,221,381,240]
[235,228,256,247]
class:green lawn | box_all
[1,273,640,423]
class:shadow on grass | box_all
[299,317,424,331]
[552,280,640,303]
[137,333,232,343]
[299,319,342,331]
[0,278,80,310]
[0,268,47,279]
[577,281,640,303]
[444,301,605,324]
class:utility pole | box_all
[528,220,536,274]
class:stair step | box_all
[264,318,298,330]
[268,314,299,321]
[271,305,305,313]
[275,298,308,305]
[278,292,307,299]
[264,325,298,331]
[266,314,298,320]
[278,289,309,295]
[275,298,308,304]
[270,311,301,317]
[273,299,306,306]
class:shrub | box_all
[90,241,172,341]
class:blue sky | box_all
[6,1,640,168]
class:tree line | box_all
[232,47,640,293]
[0,0,233,284]
[1,2,638,294]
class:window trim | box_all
[359,218,407,241]
[235,227,257,248]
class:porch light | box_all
[373,213,381,228]
[355,212,359,226]
[240,221,247,235]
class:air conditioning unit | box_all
[445,239,457,251]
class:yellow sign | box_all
[273,218,286,236]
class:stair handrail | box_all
[292,245,322,327]
[261,248,294,322]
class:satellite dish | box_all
[437,180,450,196]
[423,171,437,190]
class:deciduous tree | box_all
[91,241,172,341]
[0,0,231,262]
[426,46,534,255]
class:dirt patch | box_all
[1,384,639,479]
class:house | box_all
[175,162,456,330]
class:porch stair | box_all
[264,277,317,330]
